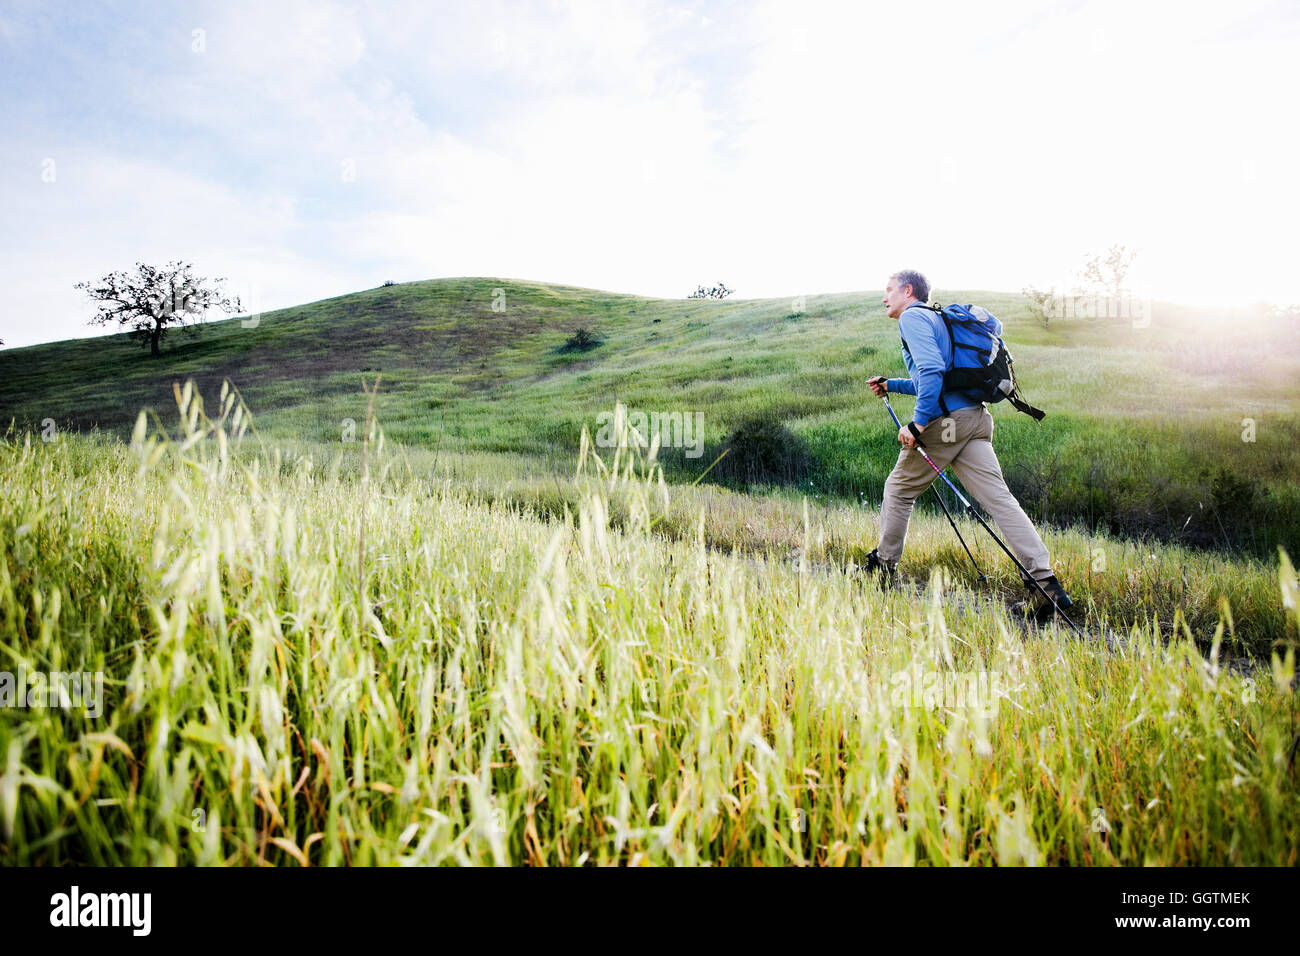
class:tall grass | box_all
[0,387,1296,865]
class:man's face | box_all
[882,277,915,320]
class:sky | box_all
[2,0,1299,348]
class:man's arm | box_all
[898,309,945,426]
[885,377,916,395]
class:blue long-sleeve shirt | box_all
[885,304,982,427]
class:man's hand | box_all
[868,375,888,397]
[898,421,925,448]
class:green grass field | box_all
[1,279,1297,865]
[3,278,1297,556]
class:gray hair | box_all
[890,270,930,303]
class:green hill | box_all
[3,277,1298,555]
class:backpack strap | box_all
[1008,393,1047,421]
[921,303,972,415]
[903,304,951,415]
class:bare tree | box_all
[77,261,242,357]
[1074,244,1138,299]
[688,282,733,299]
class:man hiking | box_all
[864,269,1074,624]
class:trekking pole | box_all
[876,394,986,583]
[880,394,1083,636]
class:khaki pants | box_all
[876,405,1053,581]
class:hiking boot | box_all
[1012,574,1075,625]
[863,549,896,588]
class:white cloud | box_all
[3,0,1299,350]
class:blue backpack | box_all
[909,303,1046,421]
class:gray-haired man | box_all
[864,269,1074,624]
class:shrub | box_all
[711,414,811,486]
[558,327,605,353]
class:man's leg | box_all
[875,408,977,569]
[876,450,936,568]
[946,409,1052,580]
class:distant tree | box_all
[77,261,241,357]
[688,282,733,299]
[382,279,397,287]
[1074,244,1138,300]
[1022,283,1057,331]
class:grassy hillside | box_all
[3,277,1299,556]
